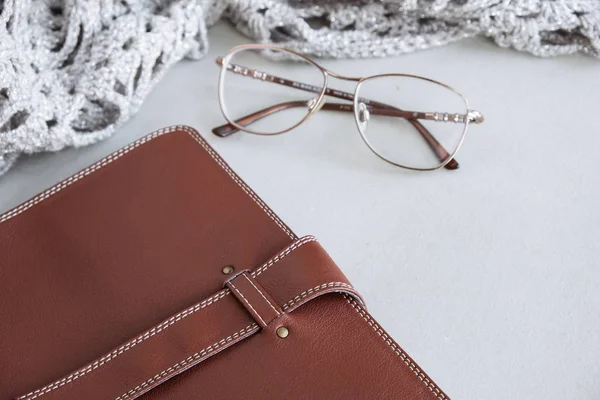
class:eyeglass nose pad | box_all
[306,97,324,119]
[357,102,370,132]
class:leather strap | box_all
[17,236,364,400]
[225,271,282,328]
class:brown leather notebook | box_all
[0,126,448,399]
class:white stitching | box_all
[229,282,267,326]
[343,295,448,400]
[6,125,301,398]
[183,129,295,240]
[16,233,340,399]
[17,290,231,400]
[252,236,316,278]
[9,124,296,399]
[1,126,177,224]
[0,125,296,242]
[281,282,354,310]
[111,237,328,400]
[115,323,259,400]
[242,273,280,317]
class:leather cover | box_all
[0,126,449,400]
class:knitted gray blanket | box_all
[1,0,598,176]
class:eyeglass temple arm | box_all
[212,100,461,170]
[214,57,477,169]
[212,102,455,136]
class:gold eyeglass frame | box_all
[213,43,484,171]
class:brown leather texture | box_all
[0,126,449,399]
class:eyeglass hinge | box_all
[467,109,484,124]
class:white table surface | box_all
[2,22,599,400]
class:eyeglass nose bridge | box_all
[304,70,362,122]
[324,69,362,82]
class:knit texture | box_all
[1,0,598,175]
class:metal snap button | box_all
[222,265,234,275]
[276,326,289,339]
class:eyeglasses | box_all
[212,44,484,171]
